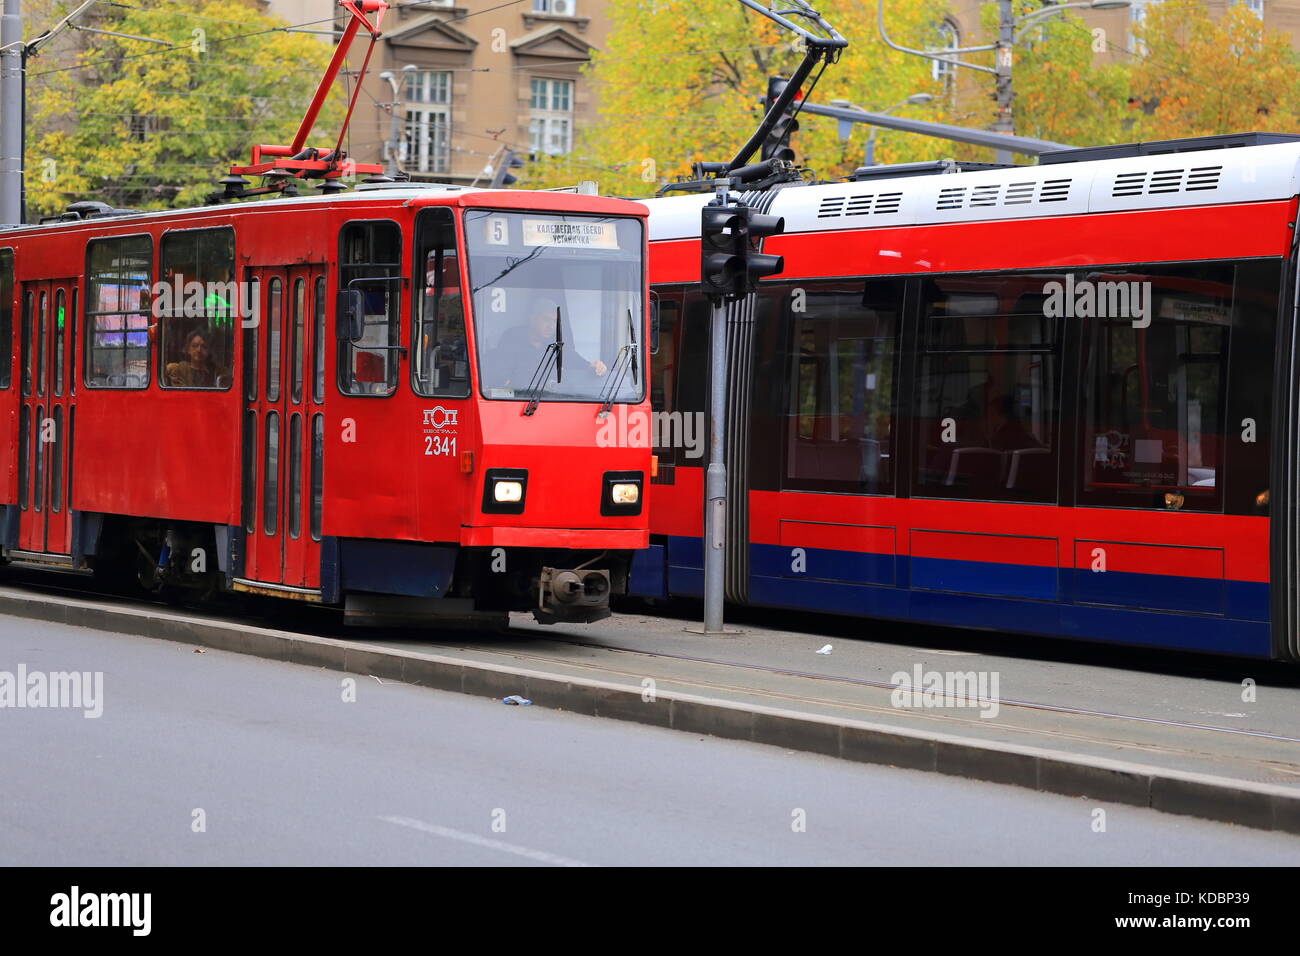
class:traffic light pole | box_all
[703,290,728,635]
[696,184,785,636]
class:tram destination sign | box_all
[522,219,619,249]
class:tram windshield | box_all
[464,210,644,405]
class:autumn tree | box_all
[1129,2,1300,139]
[521,0,953,195]
[26,0,344,215]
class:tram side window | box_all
[0,249,11,389]
[650,286,709,467]
[85,235,152,389]
[159,228,235,389]
[781,279,902,495]
[413,209,469,398]
[913,274,1062,503]
[1079,264,1234,513]
[339,221,401,397]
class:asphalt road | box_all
[2,614,1298,866]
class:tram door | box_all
[17,278,77,556]
[241,265,327,590]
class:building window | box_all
[532,0,577,15]
[529,77,573,156]
[405,69,450,104]
[1245,0,1264,18]
[403,70,451,175]
[930,20,959,89]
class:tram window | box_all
[413,209,469,398]
[18,406,28,509]
[242,410,257,534]
[85,235,151,389]
[266,278,283,402]
[51,406,63,513]
[36,291,46,397]
[776,279,903,495]
[20,290,31,395]
[1079,263,1235,512]
[913,273,1062,503]
[244,277,260,402]
[0,249,11,389]
[264,411,279,536]
[339,221,401,397]
[34,403,44,513]
[312,276,325,404]
[310,413,323,541]
[290,278,305,403]
[54,289,65,396]
[288,413,302,539]
[647,286,709,467]
[69,290,76,396]
[159,228,235,390]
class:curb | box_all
[3,586,1299,835]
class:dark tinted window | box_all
[782,279,902,494]
[914,273,1062,503]
[0,249,12,389]
[1080,263,1240,513]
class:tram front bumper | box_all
[533,567,612,625]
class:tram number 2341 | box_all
[425,435,458,456]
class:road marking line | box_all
[379,815,594,867]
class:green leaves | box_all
[27,0,342,215]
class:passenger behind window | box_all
[165,330,230,388]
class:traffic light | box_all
[490,149,526,188]
[761,76,800,163]
[700,202,785,301]
[701,203,746,300]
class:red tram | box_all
[0,185,651,625]
[634,133,1300,661]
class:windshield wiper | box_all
[522,307,564,416]
[598,308,639,417]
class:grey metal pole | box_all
[703,294,727,635]
[865,130,876,166]
[994,0,1014,165]
[797,102,1068,156]
[1,0,23,225]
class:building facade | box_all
[261,0,613,185]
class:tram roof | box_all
[0,182,646,239]
[645,140,1300,241]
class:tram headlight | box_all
[601,471,644,516]
[494,481,523,503]
[482,469,527,515]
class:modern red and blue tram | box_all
[632,132,1300,661]
[0,184,651,625]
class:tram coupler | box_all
[533,567,612,625]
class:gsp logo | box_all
[422,406,458,429]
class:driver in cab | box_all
[494,297,607,391]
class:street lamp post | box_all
[832,92,934,166]
[878,0,1131,165]
[378,64,415,179]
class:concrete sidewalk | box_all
[1,583,1297,834]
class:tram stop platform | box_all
[1,583,1298,834]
